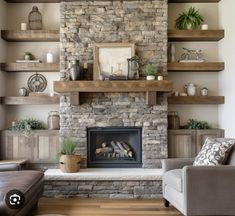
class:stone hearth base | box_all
[44,169,163,199]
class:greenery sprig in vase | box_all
[175,7,204,30]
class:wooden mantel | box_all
[54,80,173,106]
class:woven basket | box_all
[59,155,81,173]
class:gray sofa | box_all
[162,145,235,216]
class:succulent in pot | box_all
[175,7,204,30]
[144,63,158,80]
[58,138,81,173]
[24,52,35,61]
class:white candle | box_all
[157,75,164,80]
[201,24,209,30]
[21,23,27,31]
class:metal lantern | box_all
[28,6,42,30]
[127,56,140,80]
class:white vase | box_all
[47,50,54,63]
[185,83,197,96]
[146,75,155,80]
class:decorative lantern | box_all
[127,56,140,80]
[28,6,42,30]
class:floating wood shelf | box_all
[1,30,59,42]
[168,96,225,104]
[1,63,59,72]
[5,0,221,3]
[0,96,59,105]
[168,30,224,41]
[168,62,225,72]
[5,0,60,2]
[54,80,173,106]
[168,0,220,3]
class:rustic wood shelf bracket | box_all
[146,92,157,106]
[70,92,80,106]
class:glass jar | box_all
[127,56,140,80]
[47,111,60,130]
[168,111,180,129]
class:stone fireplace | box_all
[59,0,168,169]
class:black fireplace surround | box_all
[87,127,142,168]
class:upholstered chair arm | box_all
[161,158,194,173]
[0,163,20,171]
[183,165,235,216]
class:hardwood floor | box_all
[32,198,182,216]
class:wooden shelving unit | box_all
[168,30,224,41]
[1,63,59,72]
[1,30,59,42]
[7,0,221,2]
[168,0,221,3]
[0,96,59,105]
[168,62,225,72]
[5,0,59,2]
[168,96,225,105]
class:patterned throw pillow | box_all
[193,137,235,166]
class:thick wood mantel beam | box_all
[54,80,173,106]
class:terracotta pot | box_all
[59,154,81,173]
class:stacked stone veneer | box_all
[44,180,162,199]
[60,0,168,168]
[61,93,168,168]
[60,0,168,78]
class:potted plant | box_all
[183,119,211,129]
[24,52,35,61]
[175,7,204,30]
[58,138,81,173]
[11,118,46,136]
[144,63,158,80]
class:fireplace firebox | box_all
[87,127,142,168]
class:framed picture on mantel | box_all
[93,43,135,80]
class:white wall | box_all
[0,0,7,130]
[218,0,235,137]
[4,3,60,128]
[168,3,220,128]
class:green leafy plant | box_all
[144,63,158,76]
[183,119,211,129]
[10,118,46,135]
[59,138,78,155]
[24,52,35,60]
[175,7,204,30]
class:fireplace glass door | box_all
[87,127,142,168]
